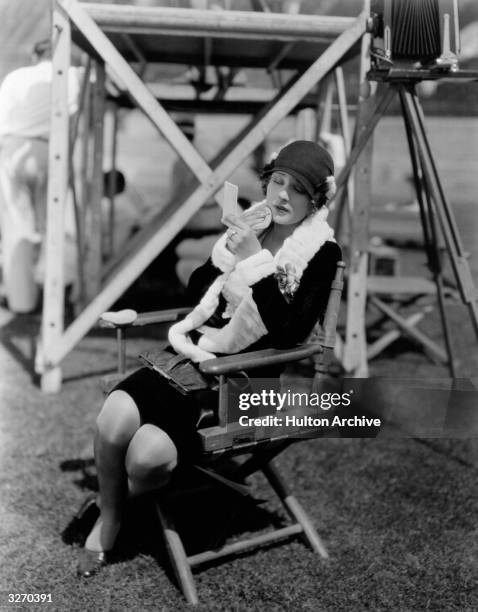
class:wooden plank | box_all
[367,276,438,295]
[70,60,91,307]
[199,11,367,200]
[84,60,105,300]
[188,525,303,567]
[334,65,354,238]
[45,12,367,368]
[335,67,351,156]
[295,107,316,140]
[154,502,199,605]
[79,67,91,241]
[81,3,355,42]
[74,64,92,308]
[106,102,118,259]
[316,76,334,136]
[101,74,300,277]
[367,310,427,360]
[369,296,448,363]
[111,83,351,113]
[334,85,394,195]
[198,421,324,453]
[342,4,373,377]
[38,2,71,391]
[61,0,223,207]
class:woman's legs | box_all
[85,390,141,552]
[84,391,179,552]
[125,424,178,497]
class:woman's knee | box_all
[125,424,178,482]
[96,390,141,446]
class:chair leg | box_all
[262,462,329,559]
[154,500,199,605]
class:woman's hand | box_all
[223,214,262,260]
[239,205,271,231]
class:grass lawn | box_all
[1,293,478,611]
[1,115,478,611]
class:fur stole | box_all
[168,202,334,363]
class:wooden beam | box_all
[79,66,91,237]
[105,73,328,277]
[84,60,105,300]
[203,12,367,197]
[120,33,147,76]
[295,107,316,140]
[316,76,334,136]
[106,102,118,259]
[367,310,427,361]
[60,0,223,207]
[43,12,367,370]
[333,85,395,194]
[334,65,354,241]
[38,2,71,391]
[81,3,355,42]
[369,296,448,363]
[343,2,373,377]
[68,60,90,308]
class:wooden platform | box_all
[72,4,359,69]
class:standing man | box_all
[0,40,81,312]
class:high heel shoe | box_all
[74,494,100,547]
[75,494,98,520]
[77,548,108,578]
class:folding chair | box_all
[366,274,457,364]
[100,260,345,604]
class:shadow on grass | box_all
[60,458,287,579]
[0,312,39,379]
[0,294,172,385]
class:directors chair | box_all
[99,260,345,604]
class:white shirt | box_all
[0,61,81,139]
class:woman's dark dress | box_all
[113,240,341,461]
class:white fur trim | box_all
[274,206,334,287]
[169,202,335,361]
[234,249,275,286]
[222,276,250,319]
[324,175,336,203]
[168,317,216,362]
[198,294,268,354]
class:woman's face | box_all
[266,171,314,225]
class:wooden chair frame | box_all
[365,275,458,364]
[100,261,345,604]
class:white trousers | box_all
[0,136,48,312]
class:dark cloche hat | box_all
[273,140,334,199]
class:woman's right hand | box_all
[223,214,262,260]
[239,205,271,231]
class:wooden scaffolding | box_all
[37,0,478,391]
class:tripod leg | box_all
[399,88,457,377]
[401,88,478,343]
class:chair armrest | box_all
[99,307,192,329]
[199,344,324,376]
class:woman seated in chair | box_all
[77,140,342,577]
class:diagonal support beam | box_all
[41,11,367,371]
[102,71,302,277]
[334,85,395,195]
[60,0,224,206]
